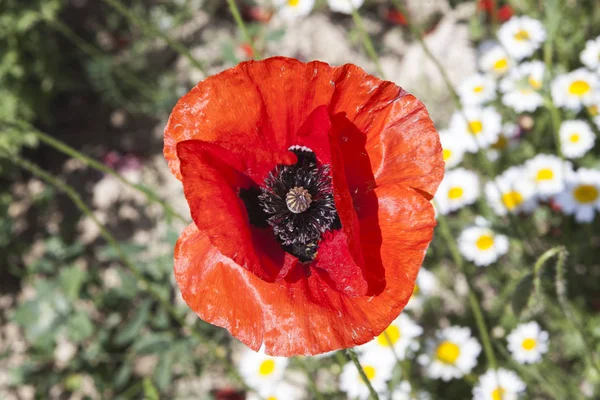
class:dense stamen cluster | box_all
[257,146,340,261]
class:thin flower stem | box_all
[101,0,207,75]
[554,249,600,375]
[346,348,381,400]
[489,0,498,32]
[0,119,188,224]
[391,0,459,104]
[435,205,498,370]
[47,18,158,101]
[350,7,386,79]
[226,0,259,59]
[1,151,254,392]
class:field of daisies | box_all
[1,0,600,399]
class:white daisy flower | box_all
[586,93,600,129]
[473,368,526,400]
[580,35,600,73]
[406,267,438,310]
[497,16,546,60]
[558,120,596,159]
[458,225,509,267]
[419,326,482,381]
[434,168,480,215]
[507,321,549,364]
[554,168,600,223]
[359,313,423,360]
[479,45,513,77]
[439,130,466,169]
[499,60,545,112]
[327,0,364,14]
[485,166,537,215]
[458,74,497,106]
[448,107,502,153]
[238,348,288,394]
[246,381,304,400]
[274,0,315,21]
[524,154,573,198]
[551,69,598,110]
[340,349,393,400]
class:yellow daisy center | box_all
[448,186,464,200]
[361,365,376,382]
[573,184,598,203]
[413,284,420,296]
[528,76,542,90]
[473,85,485,93]
[436,341,460,364]
[288,0,300,6]
[522,338,537,350]
[259,359,276,376]
[569,133,580,143]
[443,148,452,162]
[588,105,599,116]
[514,29,530,41]
[377,325,401,347]
[493,58,508,71]
[502,191,524,210]
[492,387,506,400]
[468,120,483,135]
[267,397,277,400]
[568,80,591,96]
[476,234,494,250]
[536,168,554,181]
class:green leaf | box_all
[114,364,133,389]
[59,265,86,300]
[143,378,160,400]
[133,333,172,355]
[66,312,94,343]
[154,351,173,390]
[512,274,534,317]
[114,300,151,345]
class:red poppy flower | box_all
[164,57,443,356]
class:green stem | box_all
[435,206,498,370]
[47,18,158,101]
[1,151,251,392]
[532,246,565,303]
[0,119,187,224]
[226,0,259,59]
[544,97,564,159]
[555,249,600,375]
[101,0,206,75]
[346,348,381,400]
[350,7,385,79]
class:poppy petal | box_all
[329,64,444,198]
[164,58,338,180]
[174,184,435,356]
[165,57,442,200]
[176,140,297,282]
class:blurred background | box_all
[1,0,600,399]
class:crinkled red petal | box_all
[176,140,298,282]
[164,58,443,200]
[174,184,435,356]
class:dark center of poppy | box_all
[240,146,341,262]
